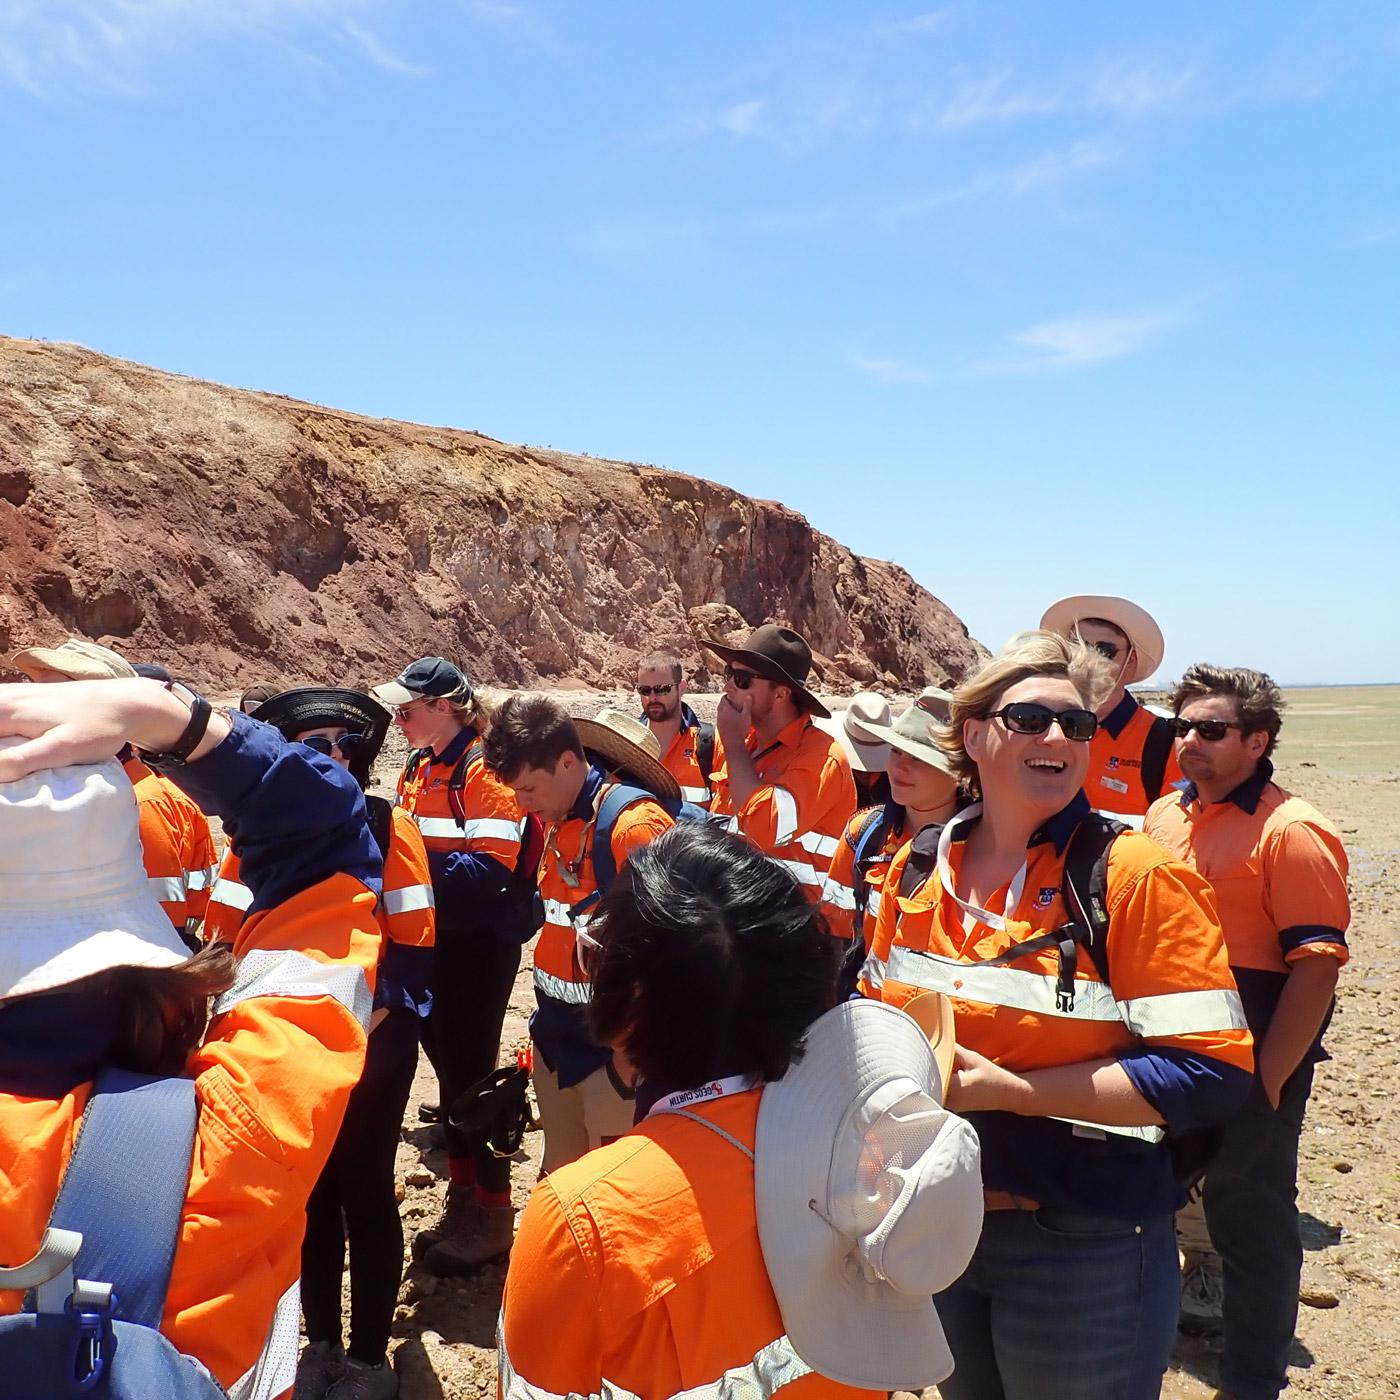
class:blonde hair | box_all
[444,683,500,735]
[940,631,1114,795]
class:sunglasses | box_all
[637,683,675,697]
[1090,640,1120,661]
[300,732,370,759]
[1171,717,1245,742]
[989,703,1098,743]
[723,664,760,690]
[574,924,605,980]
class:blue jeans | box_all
[1204,1062,1315,1400]
[934,1207,1179,1400]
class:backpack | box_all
[405,742,547,942]
[833,806,894,1001]
[0,1069,225,1398]
[1140,714,1177,803]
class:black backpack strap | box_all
[364,794,394,863]
[897,821,945,900]
[401,747,427,788]
[1140,714,1177,802]
[47,1068,198,1328]
[447,738,485,829]
[694,723,716,784]
[1059,814,1127,988]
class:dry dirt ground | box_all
[330,687,1399,1400]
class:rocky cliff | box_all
[0,337,985,692]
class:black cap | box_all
[371,657,471,706]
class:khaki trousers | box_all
[532,1059,635,1174]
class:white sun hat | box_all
[813,692,893,773]
[1040,595,1165,684]
[755,998,983,1391]
[0,740,190,1003]
[10,638,137,682]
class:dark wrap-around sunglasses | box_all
[300,731,371,759]
[1171,717,1245,742]
[988,703,1098,743]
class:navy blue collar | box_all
[1178,758,1273,814]
[567,763,607,821]
[432,724,478,766]
[1032,790,1092,855]
[1099,690,1139,740]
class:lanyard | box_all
[936,801,1028,935]
[645,1074,760,1120]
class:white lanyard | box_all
[936,801,1028,934]
[645,1074,760,1120]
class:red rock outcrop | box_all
[0,337,985,691]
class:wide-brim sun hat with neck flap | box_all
[574,708,682,804]
[848,687,959,780]
[755,997,983,1391]
[814,692,893,773]
[1040,596,1165,685]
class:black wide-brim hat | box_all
[703,624,831,719]
[251,687,391,767]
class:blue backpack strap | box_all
[47,1067,198,1329]
[849,806,890,916]
[569,783,654,921]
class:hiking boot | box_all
[422,1204,515,1277]
[1179,1252,1225,1336]
[417,1100,441,1124]
[293,1341,345,1400]
[327,1356,399,1400]
[410,1186,479,1262]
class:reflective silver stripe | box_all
[1118,987,1248,1038]
[383,882,435,915]
[821,879,857,911]
[860,952,887,991]
[185,863,218,892]
[867,887,883,921]
[147,874,186,903]
[415,815,523,843]
[681,785,711,804]
[498,1323,812,1400]
[533,967,592,1004]
[773,858,822,888]
[719,815,740,835]
[228,1277,299,1400]
[213,949,372,1029]
[797,829,839,860]
[209,877,254,912]
[771,787,799,847]
[1094,807,1145,832]
[1053,1116,1166,1143]
[542,897,575,928]
[884,945,1122,1022]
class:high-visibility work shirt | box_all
[864,795,1253,1218]
[123,755,219,932]
[499,1088,881,1400]
[819,804,903,949]
[710,714,857,903]
[0,716,383,1400]
[532,767,674,1088]
[1085,692,1183,825]
[648,703,713,808]
[1144,759,1349,1054]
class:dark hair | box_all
[587,824,838,1086]
[1171,663,1286,758]
[482,694,584,782]
[638,651,683,683]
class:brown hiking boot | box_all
[410,1186,479,1263]
[421,1205,515,1277]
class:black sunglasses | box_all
[723,664,762,690]
[989,703,1098,743]
[636,683,675,697]
[1090,640,1120,661]
[1171,717,1244,742]
[301,732,370,758]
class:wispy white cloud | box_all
[340,18,429,76]
[975,305,1189,375]
[457,0,564,57]
[1341,215,1400,249]
[873,10,952,41]
[850,351,935,385]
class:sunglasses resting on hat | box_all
[989,703,1098,743]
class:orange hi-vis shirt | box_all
[710,714,857,903]
[202,806,435,957]
[395,734,524,873]
[819,805,903,949]
[1085,692,1183,825]
[500,1086,881,1400]
[650,705,713,808]
[123,754,219,932]
[534,771,675,1008]
[863,796,1253,1215]
[1144,759,1349,1048]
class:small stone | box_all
[404,1165,436,1188]
[1299,1284,1340,1309]
[394,1179,407,1202]
[1332,1160,1354,1173]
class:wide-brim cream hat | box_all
[850,687,958,780]
[755,998,983,1391]
[1040,596,1165,684]
[0,740,190,1002]
[10,638,137,682]
[813,692,892,773]
[575,708,682,804]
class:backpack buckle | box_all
[66,1281,115,1392]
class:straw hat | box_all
[10,639,137,683]
[575,708,682,804]
[0,741,190,1002]
[755,998,982,1390]
[702,624,831,719]
[849,687,958,779]
[1040,596,1165,685]
[813,692,892,773]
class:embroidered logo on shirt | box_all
[1033,887,1057,909]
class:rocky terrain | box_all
[0,337,984,691]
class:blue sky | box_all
[3,2,1397,685]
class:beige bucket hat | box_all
[575,708,682,804]
[1040,596,1165,684]
[813,692,893,773]
[10,639,137,683]
[849,687,958,779]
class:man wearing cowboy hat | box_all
[1040,595,1183,826]
[482,696,676,1173]
[705,624,857,904]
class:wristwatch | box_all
[141,681,214,768]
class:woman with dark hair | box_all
[499,822,984,1400]
[247,690,434,1400]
